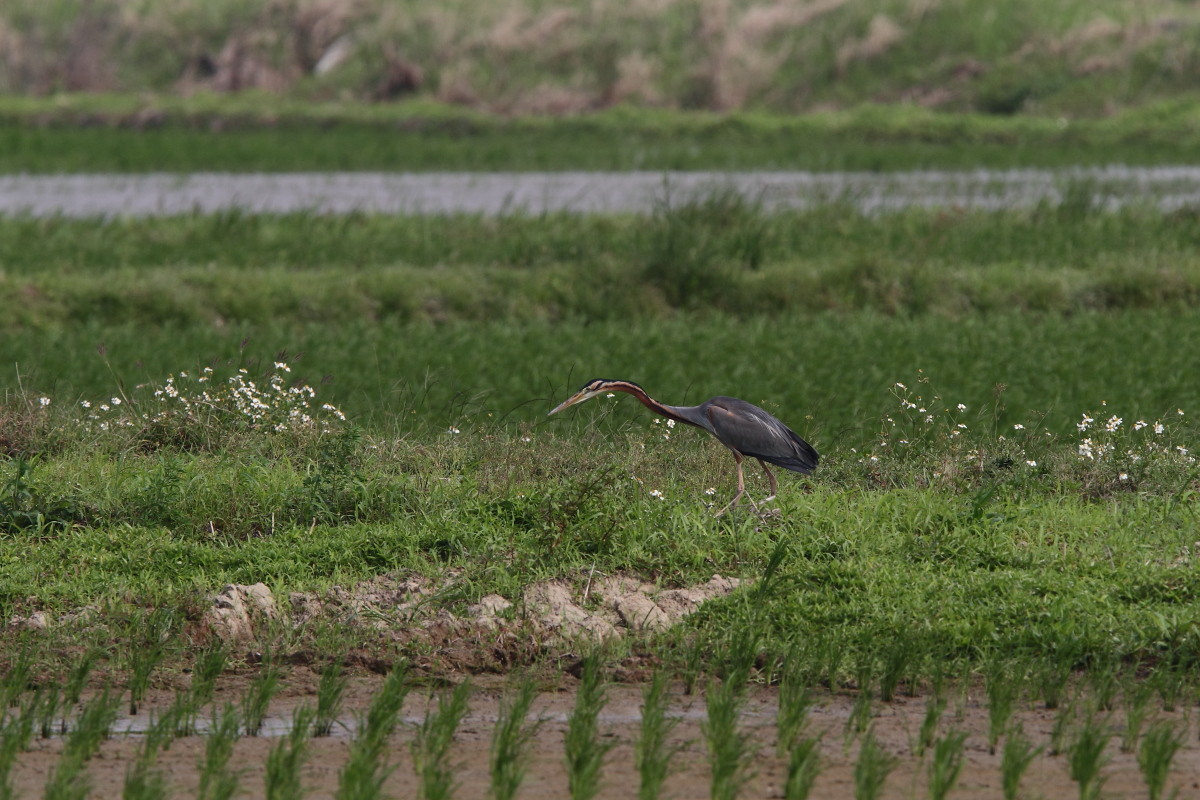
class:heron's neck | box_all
[611,382,702,428]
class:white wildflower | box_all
[666,419,676,428]
[957,403,966,411]
[1119,472,1129,481]
[111,397,121,406]
[1154,422,1165,434]
[1026,460,1037,467]
[1105,416,1122,432]
[1133,420,1147,430]
[957,423,967,429]
[1078,439,1095,460]
[1013,424,1024,430]
[1178,446,1190,456]
[447,426,461,434]
[894,382,906,389]
[38,397,50,407]
[704,487,716,496]
[606,393,615,398]
[99,404,109,412]
[274,362,291,372]
[80,400,91,408]
[649,489,664,500]
[1077,414,1094,432]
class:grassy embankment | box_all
[4,0,1200,117]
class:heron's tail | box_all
[760,432,819,475]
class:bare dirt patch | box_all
[8,676,1200,799]
[200,573,743,672]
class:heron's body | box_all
[549,379,818,513]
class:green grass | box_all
[7,100,1200,172]
[5,204,1200,320]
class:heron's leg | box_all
[758,460,778,505]
[715,452,746,516]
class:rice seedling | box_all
[0,645,32,709]
[63,649,98,709]
[189,642,227,710]
[489,676,542,800]
[1120,679,1155,753]
[1049,693,1077,757]
[985,660,1023,755]
[1034,654,1073,710]
[197,704,241,800]
[703,672,755,800]
[36,684,63,739]
[877,637,914,703]
[240,656,282,737]
[127,610,173,715]
[1067,714,1112,800]
[264,704,314,800]
[410,680,472,800]
[926,731,967,800]
[122,758,168,800]
[66,688,120,754]
[44,689,120,800]
[1138,719,1185,800]
[564,658,613,800]
[635,671,682,800]
[314,659,348,738]
[776,654,815,759]
[783,737,821,800]
[1000,725,1040,800]
[845,665,874,748]
[1152,668,1189,713]
[1088,660,1119,712]
[853,726,897,800]
[915,688,947,759]
[337,662,410,800]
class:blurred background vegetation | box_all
[3,0,1200,117]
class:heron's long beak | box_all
[549,389,600,415]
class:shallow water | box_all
[3,167,1200,217]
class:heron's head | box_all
[548,378,631,415]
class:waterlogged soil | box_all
[9,673,1200,799]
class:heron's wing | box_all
[703,397,819,474]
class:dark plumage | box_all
[549,378,818,513]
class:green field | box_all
[3,201,1198,677]
[3,182,1200,799]
[5,99,1200,172]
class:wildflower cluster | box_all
[862,373,1196,494]
[862,375,978,473]
[1072,405,1192,483]
[80,363,346,436]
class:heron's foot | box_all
[714,489,746,517]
